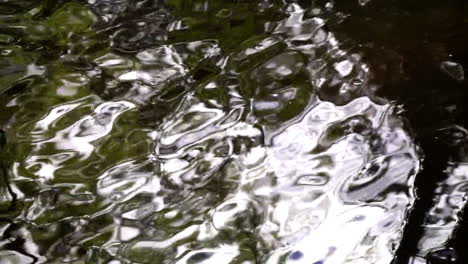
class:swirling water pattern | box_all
[0,1,421,263]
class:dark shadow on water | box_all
[326,0,468,262]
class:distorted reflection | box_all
[0,0,435,264]
[408,125,468,264]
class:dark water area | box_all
[0,0,467,263]
[322,1,468,263]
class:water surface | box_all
[0,1,467,264]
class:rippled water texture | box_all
[1,0,451,263]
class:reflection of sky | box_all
[259,97,418,264]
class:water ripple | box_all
[0,1,421,264]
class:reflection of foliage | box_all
[0,46,39,93]
[0,1,101,93]
[0,1,98,49]
[167,0,286,52]
[25,2,98,45]
[0,1,288,262]
[0,0,378,263]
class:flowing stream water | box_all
[0,1,467,264]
